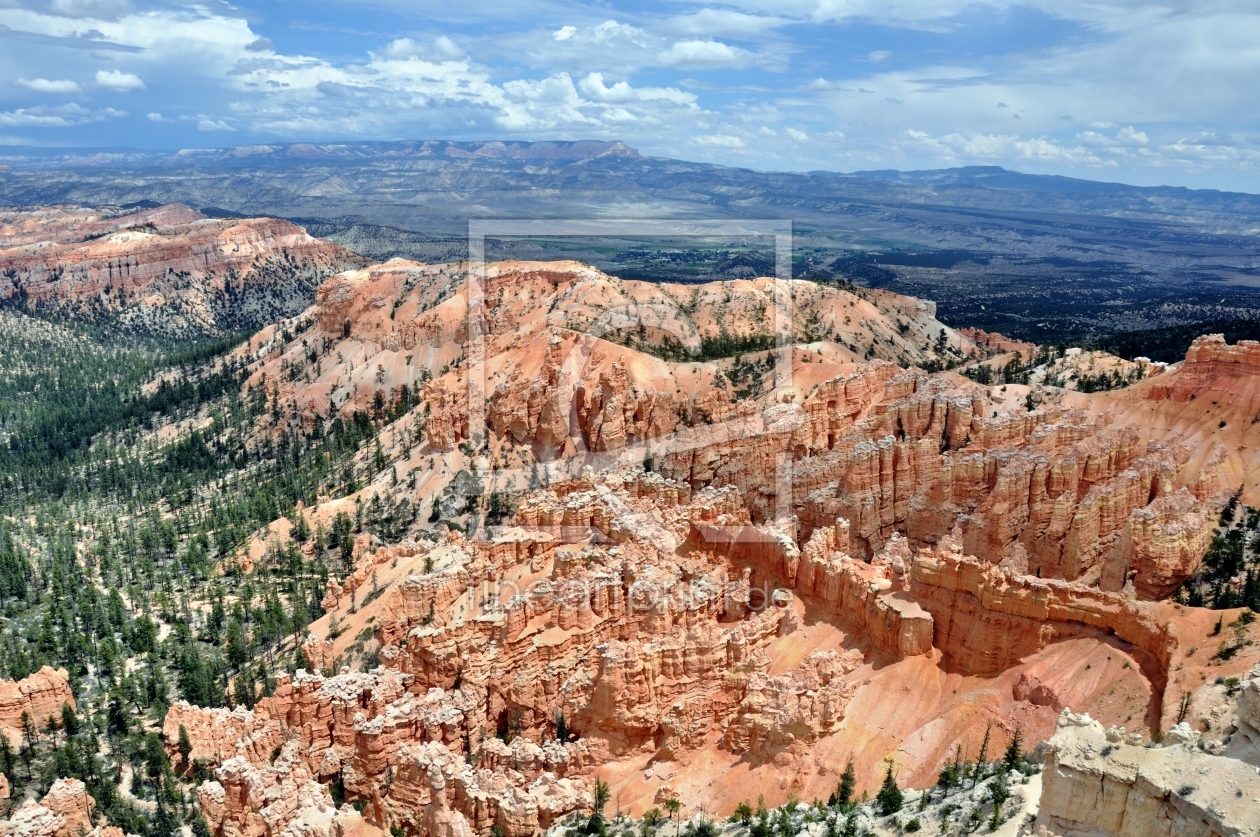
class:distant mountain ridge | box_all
[2,138,1258,350]
[2,139,1259,233]
[0,139,643,170]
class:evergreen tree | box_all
[829,760,855,809]
[59,703,79,737]
[875,762,903,816]
[1002,727,1024,772]
[973,720,992,787]
[177,724,193,767]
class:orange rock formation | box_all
[0,204,359,335]
[168,253,1260,837]
[0,667,74,745]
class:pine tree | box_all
[875,762,903,816]
[178,723,193,767]
[291,508,310,543]
[0,732,14,785]
[1002,727,1023,772]
[830,760,855,809]
[973,720,992,787]
[60,702,79,737]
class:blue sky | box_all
[2,0,1260,191]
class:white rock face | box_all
[1033,708,1260,837]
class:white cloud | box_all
[47,0,130,20]
[15,78,80,93]
[659,39,753,68]
[377,36,464,61]
[146,111,170,122]
[694,133,746,147]
[197,118,234,131]
[904,128,1109,166]
[376,38,423,59]
[0,0,1257,187]
[434,35,463,59]
[578,72,696,106]
[0,102,123,126]
[804,78,849,91]
[663,9,788,37]
[94,69,144,90]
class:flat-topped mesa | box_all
[1149,334,1260,402]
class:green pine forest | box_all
[0,308,418,836]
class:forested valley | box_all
[0,308,416,837]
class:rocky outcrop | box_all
[957,327,1037,359]
[795,524,934,658]
[908,530,1181,714]
[0,779,95,837]
[1109,488,1216,600]
[198,741,386,837]
[1034,709,1260,836]
[0,667,74,743]
[723,650,862,758]
[0,204,359,336]
[180,259,1260,825]
[1149,334,1260,403]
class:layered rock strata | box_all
[0,204,359,336]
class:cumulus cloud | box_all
[197,118,234,131]
[434,35,463,59]
[578,72,695,105]
[94,69,144,90]
[377,36,463,61]
[905,129,1109,166]
[658,39,753,68]
[16,78,80,93]
[786,127,808,141]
